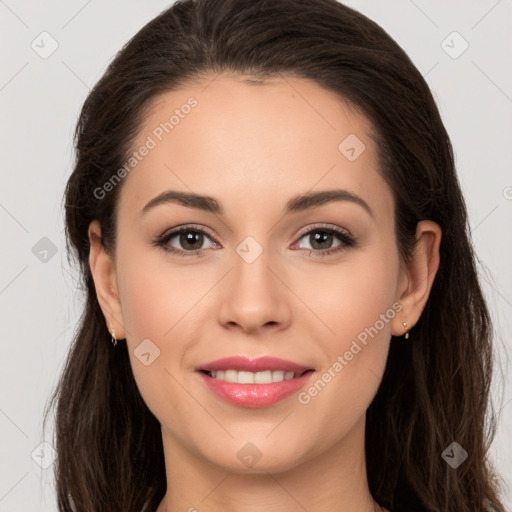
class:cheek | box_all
[296,241,399,425]
[302,242,400,380]
[116,268,198,433]
[116,237,198,341]
[114,242,190,401]
[119,268,173,341]
[296,238,399,350]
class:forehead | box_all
[118,73,392,223]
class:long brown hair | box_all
[44,1,505,510]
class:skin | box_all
[88,73,441,512]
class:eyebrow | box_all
[139,189,374,218]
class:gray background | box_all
[1,1,511,510]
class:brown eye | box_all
[294,225,356,256]
[153,225,218,257]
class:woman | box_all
[44,0,506,511]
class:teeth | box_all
[208,369,297,384]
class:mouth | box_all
[195,356,316,408]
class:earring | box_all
[402,321,409,340]
[110,321,117,347]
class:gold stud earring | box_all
[110,321,117,347]
[402,321,409,340]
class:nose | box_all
[218,245,292,334]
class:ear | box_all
[88,219,126,339]
[391,220,442,336]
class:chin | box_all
[203,441,310,475]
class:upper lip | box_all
[197,356,313,373]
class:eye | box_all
[152,225,218,257]
[293,224,357,256]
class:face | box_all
[94,74,413,473]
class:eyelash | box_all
[152,223,357,258]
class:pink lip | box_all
[195,356,315,408]
[197,370,315,408]
[197,356,312,373]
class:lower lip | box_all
[196,370,314,408]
